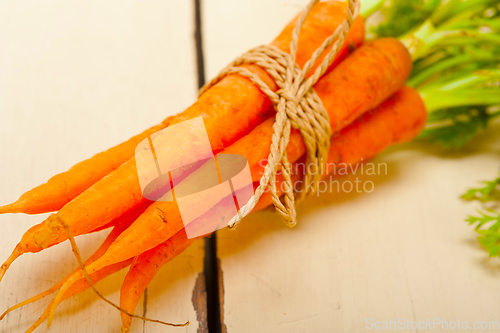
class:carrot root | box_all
[0,246,22,283]
[25,303,52,333]
[44,275,76,327]
[29,257,134,331]
[0,288,55,321]
[0,203,18,214]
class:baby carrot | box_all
[158,36,413,210]
[0,117,173,215]
[119,86,427,331]
[0,1,364,216]
[119,230,197,332]
[47,39,414,323]
[222,37,413,183]
[18,84,422,328]
[0,0,365,282]
[256,86,428,209]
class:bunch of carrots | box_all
[0,1,434,332]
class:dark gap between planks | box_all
[194,0,223,332]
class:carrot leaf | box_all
[418,105,498,149]
[462,173,500,202]
[370,0,441,38]
[462,174,500,258]
[466,210,500,258]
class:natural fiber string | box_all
[200,0,360,229]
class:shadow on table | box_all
[463,236,500,276]
[216,120,500,262]
[390,120,500,158]
[215,152,408,257]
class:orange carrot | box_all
[155,36,412,209]
[119,187,254,332]
[256,85,427,209]
[119,230,197,332]
[47,39,414,322]
[221,37,412,184]
[0,1,365,282]
[0,2,363,217]
[316,38,413,132]
[325,86,427,165]
[167,3,365,152]
[0,201,151,283]
[272,2,365,77]
[118,86,427,332]
[0,117,173,215]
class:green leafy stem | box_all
[462,174,500,257]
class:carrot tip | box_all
[121,325,131,333]
[46,302,57,329]
[0,246,22,283]
[46,314,54,329]
[47,271,80,328]
[0,203,16,214]
[25,303,51,333]
[0,286,57,322]
[0,310,7,322]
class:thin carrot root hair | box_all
[0,246,22,283]
[0,216,136,321]
[0,288,55,322]
[24,300,53,333]
[0,200,151,285]
[44,214,189,329]
[16,256,135,332]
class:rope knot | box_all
[199,0,359,229]
[276,88,300,106]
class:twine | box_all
[200,0,360,229]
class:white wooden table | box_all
[0,1,204,332]
[1,1,500,332]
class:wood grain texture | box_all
[201,0,310,80]
[0,1,205,332]
[217,134,500,332]
[203,0,500,332]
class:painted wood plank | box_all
[202,0,500,332]
[0,1,205,332]
[202,0,310,80]
[217,134,500,332]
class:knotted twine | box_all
[200,0,360,229]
